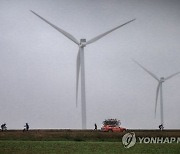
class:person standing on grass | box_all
[94,123,97,130]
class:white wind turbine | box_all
[133,59,180,128]
[30,10,135,129]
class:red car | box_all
[101,119,126,132]
[101,125,126,132]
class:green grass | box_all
[0,130,180,153]
[0,141,179,154]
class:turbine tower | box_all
[30,10,135,129]
[133,59,180,128]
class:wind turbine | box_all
[133,59,180,128]
[30,10,135,129]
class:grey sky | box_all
[0,0,180,129]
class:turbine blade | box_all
[30,10,79,45]
[132,59,159,81]
[76,48,81,107]
[86,19,136,45]
[155,82,161,117]
[165,72,180,81]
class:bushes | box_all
[103,119,121,126]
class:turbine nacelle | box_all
[79,39,86,47]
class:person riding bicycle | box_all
[23,123,29,131]
[1,123,7,131]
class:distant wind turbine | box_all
[133,59,180,128]
[30,10,135,129]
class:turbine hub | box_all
[79,39,86,47]
[160,77,165,82]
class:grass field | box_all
[0,129,180,153]
[0,141,180,154]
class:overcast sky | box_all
[0,0,180,129]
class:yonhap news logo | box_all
[122,132,180,148]
[122,132,136,148]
